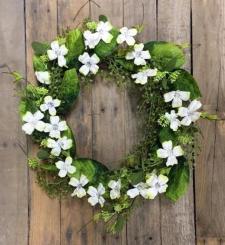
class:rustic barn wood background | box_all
[1,0,225,244]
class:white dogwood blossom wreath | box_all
[13,15,215,234]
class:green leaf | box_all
[159,167,171,176]
[200,112,219,120]
[94,28,119,58]
[71,158,108,183]
[32,41,50,56]
[173,69,202,99]
[65,29,85,63]
[33,56,47,71]
[144,41,185,71]
[58,68,80,111]
[37,149,50,160]
[128,171,144,185]
[11,71,23,82]
[62,127,76,156]
[99,15,108,22]
[159,127,175,143]
[108,215,126,234]
[115,58,135,71]
[165,163,190,201]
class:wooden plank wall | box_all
[1,0,225,244]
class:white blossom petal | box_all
[58,55,67,67]
[173,146,184,157]
[35,71,51,84]
[127,188,139,198]
[35,121,46,132]
[88,196,99,206]
[162,141,173,151]
[164,91,175,103]
[47,50,57,60]
[79,65,90,76]
[22,123,34,135]
[58,169,67,178]
[166,155,178,166]
[189,100,202,112]
[157,149,169,158]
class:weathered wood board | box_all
[1,0,225,244]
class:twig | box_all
[76,217,94,234]
[73,0,101,23]
[141,2,145,26]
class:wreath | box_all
[12,15,215,234]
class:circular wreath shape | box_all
[19,16,204,233]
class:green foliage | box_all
[32,41,50,56]
[71,158,108,184]
[37,149,50,160]
[172,69,201,99]
[86,21,97,30]
[65,29,85,63]
[128,171,144,185]
[99,15,108,22]
[94,28,119,58]
[15,16,206,235]
[37,170,72,198]
[58,68,80,111]
[9,71,23,83]
[114,58,135,71]
[19,84,48,117]
[145,41,185,71]
[159,127,176,143]
[63,127,76,156]
[165,162,190,201]
[33,55,47,71]
[201,112,219,120]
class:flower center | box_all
[52,124,59,130]
[155,183,161,190]
[86,61,92,67]
[135,51,142,58]
[47,101,55,108]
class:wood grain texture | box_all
[2,0,225,244]
[205,238,221,245]
[124,1,162,245]
[25,1,61,244]
[193,0,225,238]
[0,1,28,245]
[158,1,196,245]
[58,1,95,245]
[91,1,127,244]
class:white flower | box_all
[40,96,61,116]
[108,179,121,199]
[47,40,68,67]
[164,90,190,108]
[127,182,149,199]
[83,30,100,49]
[146,174,169,199]
[22,111,45,135]
[44,116,68,138]
[116,27,137,46]
[87,183,105,207]
[165,110,180,131]
[131,68,157,85]
[78,52,100,76]
[178,100,202,126]
[55,156,76,178]
[35,71,51,84]
[126,43,151,66]
[96,21,113,43]
[69,175,89,198]
[47,136,72,156]
[157,140,183,166]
